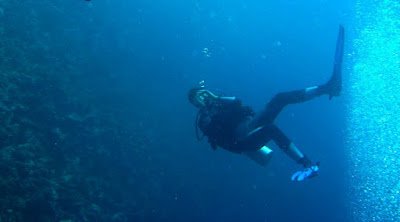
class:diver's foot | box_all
[321,72,342,99]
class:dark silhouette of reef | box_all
[0,2,164,221]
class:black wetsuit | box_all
[198,89,318,154]
[197,25,344,168]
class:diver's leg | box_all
[255,26,345,125]
[293,26,345,101]
[256,88,325,124]
[266,124,311,167]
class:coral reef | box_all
[0,1,162,221]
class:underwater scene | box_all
[0,0,399,221]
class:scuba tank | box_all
[243,146,274,166]
[239,126,274,166]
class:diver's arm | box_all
[204,90,236,101]
[218,96,236,101]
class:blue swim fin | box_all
[291,164,319,182]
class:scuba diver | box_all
[188,26,345,182]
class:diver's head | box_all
[188,87,218,108]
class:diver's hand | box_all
[291,165,319,182]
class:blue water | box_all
[0,0,353,221]
[123,1,348,221]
